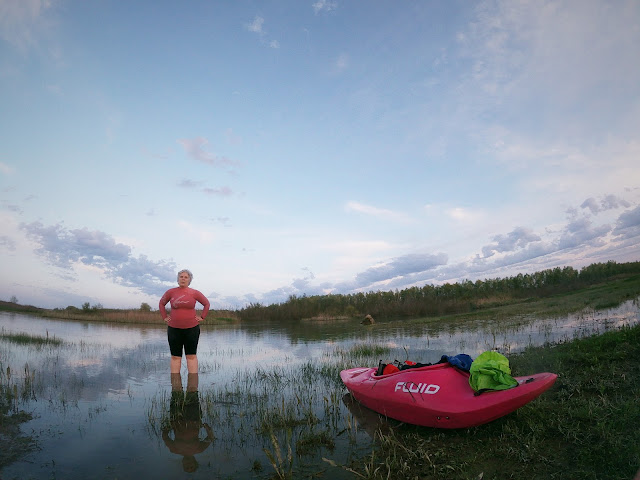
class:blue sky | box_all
[1,0,639,310]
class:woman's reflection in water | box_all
[162,373,214,472]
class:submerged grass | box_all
[0,361,39,467]
[296,428,335,456]
[339,324,640,480]
[0,330,63,346]
[348,344,391,358]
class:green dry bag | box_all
[469,351,518,393]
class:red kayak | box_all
[340,363,557,428]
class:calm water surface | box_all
[1,300,638,480]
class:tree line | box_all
[237,260,640,322]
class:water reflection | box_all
[163,373,214,472]
[342,393,395,439]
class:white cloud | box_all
[178,178,234,197]
[481,227,542,259]
[0,234,16,251]
[246,16,264,34]
[0,0,53,50]
[345,201,413,223]
[335,53,348,72]
[177,137,239,170]
[312,0,337,14]
[581,195,631,215]
[224,128,243,146]
[0,162,14,174]
[350,252,448,289]
[17,220,176,296]
[459,0,640,145]
[176,220,215,244]
[446,206,483,224]
[613,205,640,240]
[245,15,279,48]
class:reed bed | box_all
[0,329,63,347]
[143,343,387,478]
[40,308,241,325]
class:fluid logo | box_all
[394,381,440,394]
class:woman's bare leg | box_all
[186,354,198,374]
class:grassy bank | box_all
[340,323,640,480]
[40,308,241,325]
[2,268,638,327]
[398,273,640,327]
[0,302,241,325]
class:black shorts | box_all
[167,325,200,357]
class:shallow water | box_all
[1,299,638,479]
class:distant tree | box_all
[9,295,18,304]
[82,302,91,312]
[92,303,103,311]
[140,302,152,312]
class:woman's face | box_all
[178,272,191,287]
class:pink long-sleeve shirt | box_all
[159,287,210,329]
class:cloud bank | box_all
[20,221,176,297]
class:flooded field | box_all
[1,299,638,480]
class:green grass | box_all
[0,410,35,468]
[348,344,392,357]
[257,398,320,434]
[0,331,63,346]
[340,324,640,480]
[400,274,640,326]
[296,428,335,456]
[0,360,38,467]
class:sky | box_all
[1,0,639,311]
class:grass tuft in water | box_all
[257,396,319,434]
[263,429,294,480]
[349,344,391,357]
[296,428,335,456]
[0,330,63,346]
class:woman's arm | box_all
[195,290,210,319]
[159,290,172,321]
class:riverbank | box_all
[3,270,638,328]
[0,301,240,325]
[339,322,640,480]
[398,273,640,327]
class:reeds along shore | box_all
[0,305,241,325]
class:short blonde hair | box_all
[177,269,193,285]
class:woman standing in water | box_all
[159,269,210,374]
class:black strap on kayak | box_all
[473,378,534,396]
